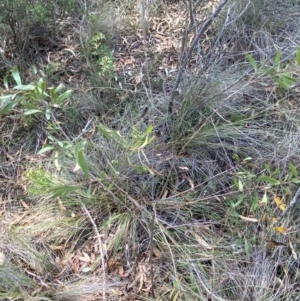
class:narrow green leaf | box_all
[37,145,55,154]
[244,238,250,257]
[32,65,38,75]
[132,164,154,175]
[257,176,281,185]
[45,108,51,120]
[54,83,64,93]
[3,75,9,89]
[246,54,257,70]
[12,66,22,86]
[75,142,89,178]
[98,124,127,145]
[24,109,43,115]
[0,95,13,102]
[232,194,244,208]
[250,190,258,211]
[51,185,80,197]
[281,75,296,87]
[48,87,57,101]
[238,179,243,192]
[38,78,47,95]
[57,141,64,148]
[0,99,20,115]
[261,192,268,204]
[289,163,298,178]
[13,84,36,91]
[274,51,281,69]
[296,45,300,66]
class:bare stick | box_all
[280,187,300,219]
[168,0,231,114]
[149,201,156,298]
[81,204,107,301]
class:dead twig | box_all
[81,204,107,301]
[168,0,231,114]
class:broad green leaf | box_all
[51,185,80,197]
[37,145,55,154]
[296,45,300,66]
[75,142,89,178]
[292,178,300,184]
[258,176,281,185]
[24,109,43,115]
[55,90,73,104]
[12,66,22,86]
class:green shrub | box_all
[89,32,114,76]
[0,0,76,53]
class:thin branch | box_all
[149,201,156,298]
[168,0,231,114]
[81,204,107,301]
[280,187,300,219]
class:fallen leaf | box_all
[20,200,30,209]
[274,195,286,211]
[153,247,162,258]
[266,239,286,248]
[239,215,258,222]
[273,226,288,233]
[188,230,212,249]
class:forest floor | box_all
[1,0,300,300]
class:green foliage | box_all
[99,124,156,175]
[89,32,114,76]
[24,167,54,195]
[0,0,76,51]
[247,45,300,90]
[74,141,89,178]
[0,66,72,123]
[230,159,299,216]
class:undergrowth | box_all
[1,0,300,300]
